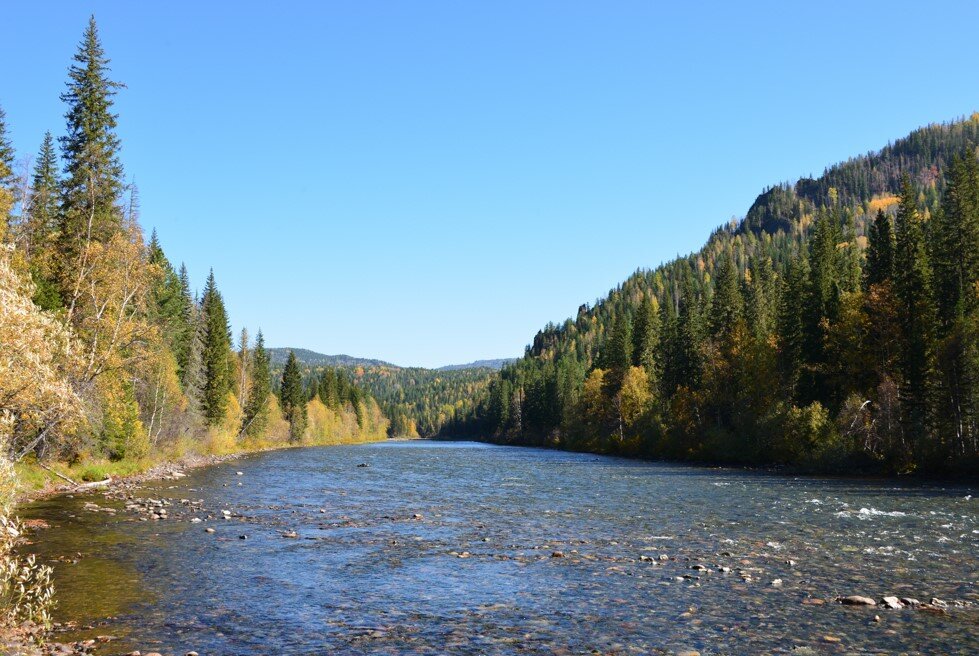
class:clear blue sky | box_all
[3,1,979,367]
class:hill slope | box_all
[268,348,503,437]
[446,113,979,475]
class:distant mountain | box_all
[267,348,395,369]
[437,359,514,372]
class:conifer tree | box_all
[893,175,935,457]
[243,330,271,437]
[200,270,232,425]
[147,230,186,353]
[708,251,743,340]
[174,263,197,381]
[23,132,59,256]
[58,16,125,274]
[319,368,340,408]
[778,254,809,398]
[929,155,979,455]
[600,314,632,395]
[631,295,660,376]
[182,304,207,419]
[866,209,895,288]
[280,351,307,441]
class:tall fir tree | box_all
[24,131,60,255]
[631,295,660,377]
[200,270,233,425]
[866,209,896,288]
[57,16,126,281]
[929,154,979,456]
[147,230,187,354]
[243,330,272,437]
[280,351,307,441]
[708,250,744,340]
[893,175,935,460]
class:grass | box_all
[14,420,390,499]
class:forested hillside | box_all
[0,18,385,486]
[272,351,497,438]
[447,114,979,474]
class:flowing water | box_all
[22,441,979,655]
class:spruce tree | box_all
[280,351,307,441]
[708,251,743,340]
[866,209,895,288]
[778,254,809,399]
[631,295,660,375]
[200,270,233,425]
[929,155,979,457]
[243,330,272,437]
[893,175,935,458]
[147,230,187,354]
[182,303,207,419]
[23,132,59,254]
[174,263,197,382]
[58,16,125,274]
[600,314,632,395]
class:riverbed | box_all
[22,441,979,654]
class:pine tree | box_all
[932,155,979,329]
[801,210,842,404]
[893,175,935,459]
[631,295,659,376]
[57,16,125,274]
[243,330,271,437]
[744,256,776,340]
[929,155,979,458]
[173,263,197,382]
[24,132,60,255]
[866,209,895,288]
[708,251,743,340]
[319,368,340,408]
[147,230,187,354]
[182,303,207,418]
[600,314,632,395]
[200,270,232,425]
[280,351,307,441]
[778,254,809,399]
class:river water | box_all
[22,441,979,655]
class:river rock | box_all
[205,527,215,533]
[881,596,903,609]
[282,531,299,538]
[551,551,565,558]
[900,597,921,607]
[186,652,199,656]
[839,595,876,606]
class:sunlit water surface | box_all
[23,441,979,654]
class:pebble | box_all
[551,551,565,558]
[839,595,876,606]
[205,527,215,533]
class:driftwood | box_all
[37,462,78,486]
[71,478,113,491]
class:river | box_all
[22,441,979,654]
